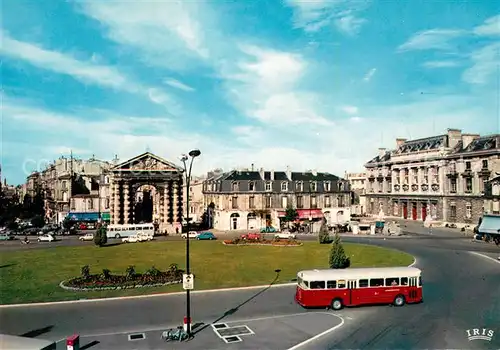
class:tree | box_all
[329,233,350,269]
[318,219,330,244]
[282,205,298,229]
[31,215,45,228]
[94,224,108,247]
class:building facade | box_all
[484,173,500,215]
[364,129,500,226]
[345,172,366,215]
[203,167,352,231]
[182,177,205,223]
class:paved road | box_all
[0,224,499,349]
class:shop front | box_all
[66,212,111,223]
[277,209,324,233]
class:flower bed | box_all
[223,238,302,246]
[60,264,184,291]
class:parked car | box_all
[181,231,199,239]
[197,232,216,240]
[79,223,88,230]
[79,233,94,241]
[0,233,15,241]
[260,226,277,233]
[275,232,297,239]
[122,235,139,243]
[137,232,154,241]
[38,234,55,242]
[241,233,262,241]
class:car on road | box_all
[122,235,139,243]
[275,232,297,240]
[38,234,55,242]
[241,233,262,241]
[79,233,94,241]
[197,232,216,240]
[0,233,15,241]
[260,226,277,233]
[181,231,199,239]
[137,232,154,241]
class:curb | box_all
[0,282,297,309]
[468,251,500,265]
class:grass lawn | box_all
[0,241,414,305]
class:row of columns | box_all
[109,179,183,226]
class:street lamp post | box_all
[179,149,201,338]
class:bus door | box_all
[408,277,418,301]
[347,280,357,305]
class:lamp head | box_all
[189,149,201,158]
[179,154,188,162]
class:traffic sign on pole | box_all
[183,273,194,290]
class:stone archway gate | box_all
[109,152,184,234]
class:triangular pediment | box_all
[112,152,182,172]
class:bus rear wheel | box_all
[115,234,121,239]
[393,295,406,307]
[331,298,343,310]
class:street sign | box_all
[183,273,194,290]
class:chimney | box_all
[251,163,255,171]
[461,133,480,149]
[286,165,292,181]
[378,148,386,157]
[259,167,265,180]
[396,138,407,148]
[447,128,462,149]
[270,169,275,180]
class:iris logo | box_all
[465,328,494,341]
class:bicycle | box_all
[161,326,190,342]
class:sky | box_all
[1,0,499,185]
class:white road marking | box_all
[286,314,345,350]
[468,251,500,265]
[408,257,418,267]
[0,282,296,308]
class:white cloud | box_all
[285,0,369,35]
[462,42,500,84]
[163,78,195,92]
[341,105,358,115]
[473,15,500,36]
[422,60,461,68]
[0,31,178,110]
[398,29,466,52]
[350,116,363,123]
[78,1,210,69]
[363,68,377,82]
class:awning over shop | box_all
[277,209,324,219]
[66,212,111,221]
[478,215,500,235]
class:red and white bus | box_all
[295,267,422,310]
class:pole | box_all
[185,159,193,337]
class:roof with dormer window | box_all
[451,135,498,154]
[206,170,341,182]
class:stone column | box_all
[172,180,178,224]
[112,181,121,225]
[164,184,170,224]
[159,186,165,223]
[123,181,130,224]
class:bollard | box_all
[66,334,80,350]
[183,316,192,333]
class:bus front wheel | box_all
[393,295,406,307]
[331,298,343,310]
[115,234,121,239]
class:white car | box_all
[79,233,94,241]
[122,235,139,243]
[38,234,55,242]
[181,231,199,239]
[137,232,154,241]
[275,232,297,240]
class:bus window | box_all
[386,277,400,286]
[109,228,114,232]
[419,276,422,286]
[401,277,408,285]
[369,278,384,287]
[337,280,346,289]
[310,281,325,289]
[359,279,369,287]
[326,280,337,289]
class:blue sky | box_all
[1,0,498,185]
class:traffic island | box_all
[223,238,303,246]
[0,241,414,304]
